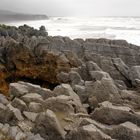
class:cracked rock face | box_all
[0,25,140,140]
[0,39,71,95]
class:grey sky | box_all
[0,0,139,16]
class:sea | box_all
[6,17,140,46]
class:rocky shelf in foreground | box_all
[0,24,139,139]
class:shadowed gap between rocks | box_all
[5,75,59,91]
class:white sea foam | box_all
[7,17,140,46]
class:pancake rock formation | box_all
[0,24,139,139]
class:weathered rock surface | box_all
[111,122,140,140]
[0,25,140,140]
[91,101,140,126]
[32,109,65,140]
[65,124,112,140]
[85,78,120,103]
[129,66,140,87]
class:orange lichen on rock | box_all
[0,39,71,96]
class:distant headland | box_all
[0,10,48,22]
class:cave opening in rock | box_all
[5,75,59,90]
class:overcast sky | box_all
[0,0,139,16]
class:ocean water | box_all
[7,17,140,46]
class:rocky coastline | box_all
[0,24,140,139]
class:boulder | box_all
[9,83,28,99]
[32,109,65,140]
[57,72,70,83]
[114,80,127,90]
[8,126,21,139]
[91,101,140,125]
[86,61,102,72]
[53,84,86,113]
[23,111,38,122]
[78,64,92,81]
[0,103,6,123]
[26,133,45,140]
[15,131,26,140]
[79,118,112,135]
[0,94,9,105]
[85,78,120,103]
[74,85,86,103]
[69,71,83,86]
[111,122,140,140]
[65,124,112,140]
[45,95,75,114]
[63,50,82,67]
[6,104,24,123]
[19,24,48,37]
[11,98,28,112]
[129,66,140,86]
[88,96,99,110]
[112,58,129,80]
[29,102,43,113]
[120,90,140,109]
[89,71,111,81]
[18,81,54,100]
[0,123,44,140]
[21,93,44,104]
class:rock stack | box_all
[0,24,140,139]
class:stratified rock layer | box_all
[0,25,140,140]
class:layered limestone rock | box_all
[0,38,71,95]
[0,25,140,140]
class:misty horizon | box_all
[1,8,140,18]
[0,0,140,17]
